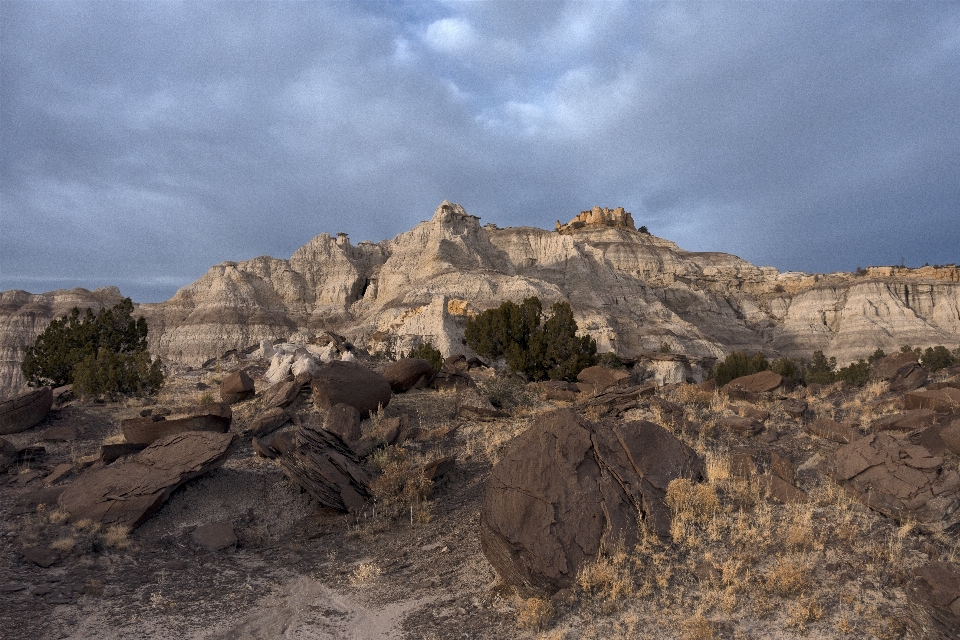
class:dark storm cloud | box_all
[2,1,957,301]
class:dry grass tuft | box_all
[515,597,554,631]
[350,561,382,585]
[103,524,131,549]
[50,536,76,553]
[764,556,813,597]
[578,549,634,601]
[786,594,825,632]
[678,613,717,640]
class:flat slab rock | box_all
[832,433,960,530]
[121,403,232,445]
[480,409,704,596]
[58,431,234,530]
[909,561,960,638]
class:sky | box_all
[2,1,958,303]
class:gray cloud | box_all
[2,1,958,301]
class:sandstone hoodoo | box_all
[480,409,703,596]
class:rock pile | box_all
[480,409,703,595]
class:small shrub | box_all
[710,351,769,387]
[406,342,443,372]
[770,357,800,380]
[597,351,626,369]
[638,225,650,235]
[835,359,870,386]
[867,348,887,363]
[197,390,215,405]
[920,345,957,372]
[804,350,837,385]
[515,597,554,631]
[350,561,382,585]
[465,298,596,381]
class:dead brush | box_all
[786,594,825,633]
[671,384,716,408]
[514,597,554,631]
[367,445,434,520]
[666,478,719,550]
[764,555,813,597]
[577,547,634,601]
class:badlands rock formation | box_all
[2,201,959,396]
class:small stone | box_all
[192,523,237,552]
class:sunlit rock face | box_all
[2,201,959,397]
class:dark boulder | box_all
[220,370,255,404]
[121,403,232,445]
[0,437,16,472]
[383,358,435,393]
[261,373,310,409]
[908,561,960,639]
[722,371,785,398]
[322,403,362,443]
[480,409,703,595]
[245,407,291,438]
[0,386,52,435]
[311,361,391,418]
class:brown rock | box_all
[100,443,147,464]
[261,374,310,409]
[443,354,468,372]
[782,398,808,418]
[939,421,960,456]
[833,433,960,529]
[245,407,291,438]
[914,425,949,456]
[480,409,703,595]
[383,358,435,393]
[40,425,78,442]
[909,561,960,639]
[756,474,809,504]
[430,369,476,391]
[717,416,763,437]
[191,522,237,551]
[891,365,929,393]
[277,420,370,512]
[872,409,937,432]
[769,451,795,482]
[419,455,456,482]
[220,370,255,404]
[538,380,580,402]
[58,431,234,529]
[121,403,232,445]
[905,388,960,414]
[806,417,857,444]
[323,403,362,443]
[729,452,758,478]
[0,437,16,472]
[576,383,656,418]
[22,545,60,568]
[311,361,391,418]
[0,386,52,435]
[576,366,631,395]
[723,371,785,395]
[871,351,920,380]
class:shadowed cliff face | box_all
[2,201,959,396]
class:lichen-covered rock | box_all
[479,409,703,595]
[833,433,960,530]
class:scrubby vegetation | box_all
[464,297,597,381]
[406,341,443,372]
[21,298,164,396]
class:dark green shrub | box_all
[465,298,597,381]
[804,350,837,385]
[868,348,887,363]
[638,225,650,234]
[710,351,769,387]
[597,352,626,370]
[920,345,957,372]
[835,359,870,386]
[406,342,443,372]
[22,298,164,396]
[770,357,801,380]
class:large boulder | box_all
[905,388,960,414]
[321,403,362,444]
[311,361,391,418]
[723,371,785,396]
[832,433,960,530]
[909,561,960,639]
[870,352,928,392]
[383,358,435,393]
[121,403,232,445]
[220,370,254,404]
[0,437,16,472]
[0,386,52,435]
[58,431,234,529]
[871,409,937,432]
[480,409,703,595]
[576,366,631,395]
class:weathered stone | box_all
[277,421,370,512]
[833,433,960,530]
[723,371,785,395]
[0,386,52,435]
[939,421,960,456]
[870,351,920,380]
[480,409,703,595]
[40,425,78,442]
[576,366,631,395]
[58,431,234,529]
[769,451,795,482]
[121,403,232,445]
[323,403,362,443]
[891,365,929,393]
[576,383,656,418]
[383,358,435,393]
[782,398,808,418]
[100,443,148,464]
[806,417,857,443]
[0,437,16,472]
[430,369,475,391]
[261,374,310,409]
[22,545,60,568]
[905,388,960,414]
[191,522,237,551]
[538,380,580,402]
[729,452,758,478]
[419,455,456,482]
[872,409,937,432]
[220,370,255,404]
[443,354,468,371]
[717,416,764,437]
[245,407,291,438]
[756,474,809,504]
[908,561,960,639]
[311,361,391,418]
